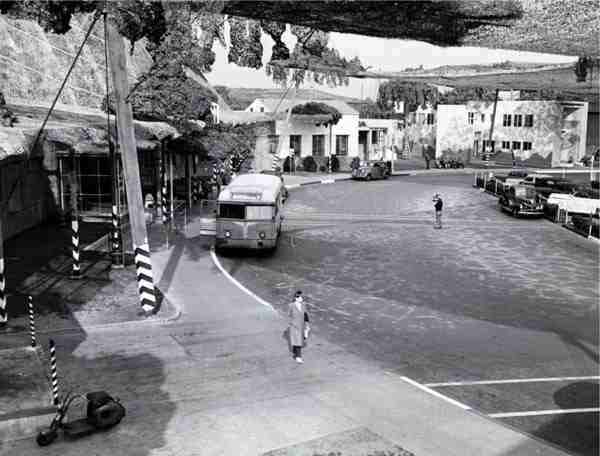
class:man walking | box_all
[288,291,309,363]
[433,193,443,229]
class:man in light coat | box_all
[288,291,309,363]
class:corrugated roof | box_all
[255,98,358,116]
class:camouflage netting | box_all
[223,0,599,57]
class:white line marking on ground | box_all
[489,408,600,418]
[400,376,472,410]
[425,376,600,387]
[210,248,276,312]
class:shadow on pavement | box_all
[532,381,599,456]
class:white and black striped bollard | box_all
[49,339,61,409]
[71,216,82,279]
[28,295,36,347]
[0,255,6,325]
[135,244,157,315]
[111,204,124,268]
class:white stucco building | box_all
[436,99,589,167]
[245,98,400,168]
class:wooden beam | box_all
[106,21,157,314]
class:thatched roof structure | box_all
[0,99,180,160]
[224,0,599,57]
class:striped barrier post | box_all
[212,163,218,184]
[271,154,279,171]
[28,295,36,347]
[161,164,169,224]
[49,339,60,409]
[192,177,199,203]
[111,204,124,268]
[134,243,157,314]
[0,255,6,325]
[71,216,81,279]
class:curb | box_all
[0,408,56,442]
[285,176,351,189]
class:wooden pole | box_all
[0,213,6,325]
[488,88,500,161]
[106,21,157,314]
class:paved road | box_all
[217,174,599,456]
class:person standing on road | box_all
[288,291,310,363]
[433,193,443,229]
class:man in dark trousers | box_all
[433,193,443,229]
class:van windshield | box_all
[246,205,274,220]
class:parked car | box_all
[520,175,576,198]
[498,184,545,217]
[351,161,390,181]
[571,210,599,238]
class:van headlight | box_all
[225,230,231,238]
[259,231,266,239]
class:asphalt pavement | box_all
[0,174,576,455]
[218,173,599,456]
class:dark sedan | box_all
[351,161,390,181]
[499,184,545,217]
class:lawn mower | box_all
[36,390,126,446]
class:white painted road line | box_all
[489,408,600,418]
[401,376,472,410]
[425,376,600,387]
[210,248,276,312]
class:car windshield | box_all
[515,186,537,198]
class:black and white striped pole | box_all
[111,204,124,268]
[0,254,6,326]
[271,154,279,171]
[49,339,60,409]
[161,159,169,224]
[71,216,82,279]
[28,295,36,348]
[135,244,157,315]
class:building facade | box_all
[436,100,589,167]
[246,98,400,169]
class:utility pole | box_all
[488,88,500,162]
[106,20,157,314]
[0,213,6,326]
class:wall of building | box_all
[587,111,600,155]
[1,148,57,240]
[274,114,359,159]
[436,100,578,167]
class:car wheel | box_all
[512,207,519,217]
[366,174,372,181]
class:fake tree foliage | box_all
[291,102,342,127]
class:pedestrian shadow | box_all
[527,381,599,456]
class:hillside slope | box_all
[0,14,152,109]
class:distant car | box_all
[499,184,545,217]
[260,170,288,202]
[351,161,390,181]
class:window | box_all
[426,113,435,125]
[503,114,512,127]
[246,205,274,220]
[260,106,264,112]
[481,114,485,123]
[512,141,521,150]
[514,114,523,127]
[371,130,379,144]
[525,114,534,127]
[312,135,325,156]
[418,113,426,124]
[482,140,495,151]
[468,112,475,124]
[335,135,349,156]
[250,108,253,112]
[502,141,511,150]
[523,141,532,151]
[289,135,302,156]
[219,204,245,219]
